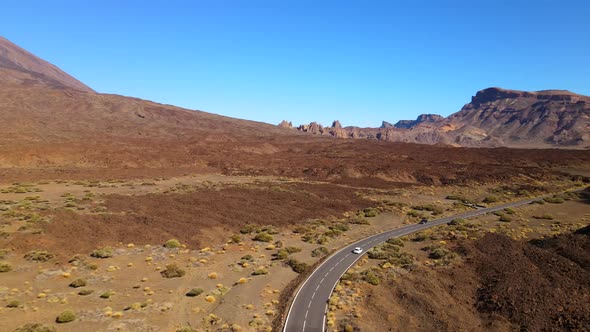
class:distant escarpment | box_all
[281,87,590,149]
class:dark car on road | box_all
[419,218,428,224]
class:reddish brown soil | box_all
[6,183,373,258]
[0,83,588,189]
[354,229,590,331]
[469,229,590,331]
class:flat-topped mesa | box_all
[471,87,590,106]
[393,114,444,129]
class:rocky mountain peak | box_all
[381,121,394,128]
[332,120,342,128]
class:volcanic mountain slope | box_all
[0,36,94,92]
[285,88,590,149]
[0,36,305,170]
[0,35,589,186]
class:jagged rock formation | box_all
[278,120,293,128]
[380,121,394,128]
[287,88,590,149]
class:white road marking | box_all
[284,195,553,332]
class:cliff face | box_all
[394,114,444,129]
[283,87,590,149]
[449,88,590,147]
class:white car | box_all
[352,247,363,254]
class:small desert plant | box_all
[544,197,564,204]
[163,239,181,248]
[284,246,302,254]
[286,258,309,274]
[56,310,76,323]
[363,207,379,217]
[240,224,258,234]
[428,248,450,259]
[362,270,381,285]
[230,234,241,243]
[252,268,268,275]
[311,246,329,257]
[252,232,273,242]
[90,247,113,258]
[386,238,404,247]
[407,210,423,218]
[0,261,12,272]
[499,215,513,222]
[24,250,54,262]
[161,264,186,278]
[14,324,56,332]
[100,291,115,299]
[186,288,204,297]
[78,289,94,296]
[482,195,499,204]
[69,278,87,288]
[533,213,554,220]
[411,232,428,242]
[448,218,465,226]
[350,216,370,224]
[504,208,515,214]
[388,252,415,269]
[241,254,253,261]
[411,204,443,215]
[6,300,21,308]
[273,250,289,260]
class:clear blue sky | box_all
[2,0,589,126]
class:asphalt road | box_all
[283,196,545,332]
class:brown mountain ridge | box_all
[284,87,590,149]
[1,35,588,187]
[0,36,94,92]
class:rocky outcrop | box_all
[394,114,444,129]
[380,121,394,128]
[278,120,293,128]
[282,88,590,149]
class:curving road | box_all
[283,196,546,332]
